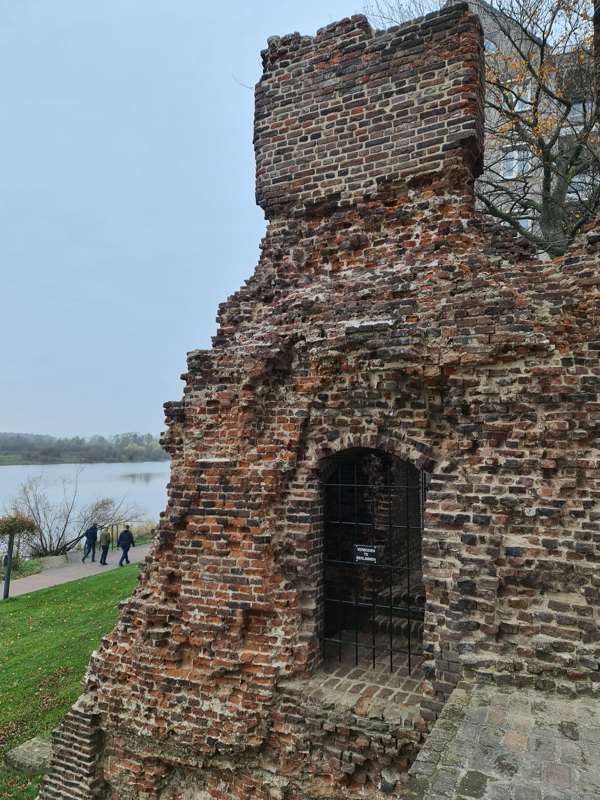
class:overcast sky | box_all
[0,0,360,438]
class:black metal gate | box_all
[321,449,427,672]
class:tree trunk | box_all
[538,200,569,256]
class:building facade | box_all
[39,4,600,799]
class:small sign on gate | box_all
[354,544,378,564]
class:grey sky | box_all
[0,0,359,438]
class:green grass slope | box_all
[0,567,139,799]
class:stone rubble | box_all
[4,736,52,776]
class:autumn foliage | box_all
[365,0,599,254]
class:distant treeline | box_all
[0,432,169,465]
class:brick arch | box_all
[282,435,441,673]
[308,430,437,474]
[279,421,479,700]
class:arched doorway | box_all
[321,449,427,672]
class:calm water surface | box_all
[0,461,171,521]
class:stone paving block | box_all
[431,768,461,795]
[518,757,544,782]
[473,745,501,774]
[512,782,542,800]
[556,739,584,765]
[532,735,556,761]
[584,742,600,762]
[544,763,572,791]
[457,770,490,798]
[556,720,580,741]
[4,737,52,775]
[486,783,511,800]
[574,769,600,797]
[440,745,463,768]
[404,682,600,800]
[479,728,503,749]
[487,709,508,728]
[464,707,489,726]
[493,752,519,779]
[504,731,528,753]
[581,726,600,743]
[506,713,534,733]
[552,699,577,721]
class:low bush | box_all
[0,557,43,581]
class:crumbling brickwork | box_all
[39,3,600,799]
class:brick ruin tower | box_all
[40,3,600,799]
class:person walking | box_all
[117,524,135,566]
[99,527,111,565]
[81,523,98,563]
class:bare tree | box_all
[364,0,599,255]
[364,0,441,23]
[8,468,139,556]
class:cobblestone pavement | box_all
[403,681,600,800]
[309,636,425,726]
[279,644,425,733]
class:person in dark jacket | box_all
[117,524,135,566]
[81,523,98,563]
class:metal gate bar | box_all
[321,451,426,673]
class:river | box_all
[0,461,171,522]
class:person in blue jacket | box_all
[81,523,98,563]
[117,524,135,566]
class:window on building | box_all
[566,170,594,201]
[518,216,532,231]
[514,90,529,113]
[567,99,587,124]
[500,150,529,180]
[502,80,530,114]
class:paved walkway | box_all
[5,543,153,597]
[403,680,600,800]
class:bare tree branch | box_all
[363,0,599,255]
[7,470,140,556]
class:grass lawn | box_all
[0,566,140,799]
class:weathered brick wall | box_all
[596,1,600,116]
[39,4,600,799]
[254,10,483,215]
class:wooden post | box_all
[2,530,15,600]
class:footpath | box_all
[6,543,153,597]
[403,680,600,800]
